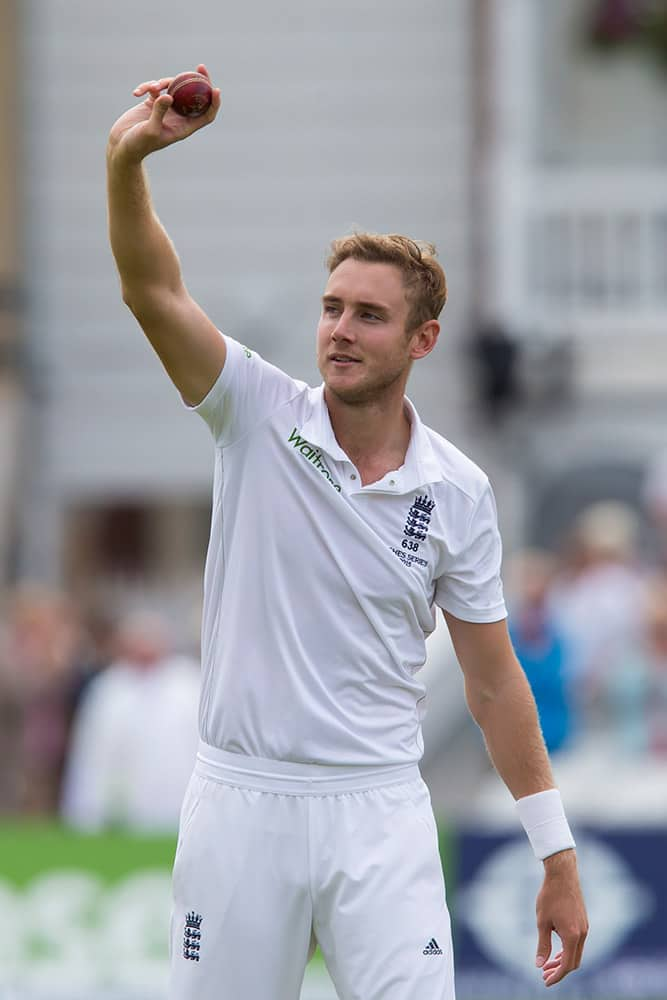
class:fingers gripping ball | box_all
[167,72,213,117]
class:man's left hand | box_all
[535,848,588,987]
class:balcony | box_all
[516,170,667,339]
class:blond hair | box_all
[327,232,447,330]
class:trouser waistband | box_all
[195,741,421,795]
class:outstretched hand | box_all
[107,64,221,163]
[535,849,588,987]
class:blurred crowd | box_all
[0,451,666,832]
[507,453,667,770]
[507,500,667,762]
[0,591,200,831]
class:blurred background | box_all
[1,0,666,997]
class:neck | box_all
[324,384,412,483]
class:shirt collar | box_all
[300,385,443,494]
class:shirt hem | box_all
[436,600,508,623]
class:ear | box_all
[409,320,440,360]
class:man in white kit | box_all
[106,66,588,999]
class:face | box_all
[317,258,438,406]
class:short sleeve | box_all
[187,335,303,446]
[434,480,507,622]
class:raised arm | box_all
[443,611,588,988]
[107,64,226,405]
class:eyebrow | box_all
[321,294,391,314]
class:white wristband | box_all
[516,789,576,861]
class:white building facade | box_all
[484,0,667,547]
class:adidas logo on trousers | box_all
[422,938,443,955]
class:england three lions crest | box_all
[183,911,203,962]
[403,494,435,544]
[393,493,435,566]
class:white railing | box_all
[515,170,667,335]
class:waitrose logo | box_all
[288,427,342,492]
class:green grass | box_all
[0,821,177,886]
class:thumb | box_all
[536,925,552,968]
[150,93,173,125]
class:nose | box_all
[331,310,355,342]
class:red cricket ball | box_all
[167,72,213,118]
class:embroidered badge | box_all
[401,494,435,551]
[183,911,203,962]
[391,494,435,568]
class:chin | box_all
[326,365,407,406]
[325,377,381,406]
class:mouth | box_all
[329,355,361,366]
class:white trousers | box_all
[169,742,455,1000]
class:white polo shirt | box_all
[191,336,507,766]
